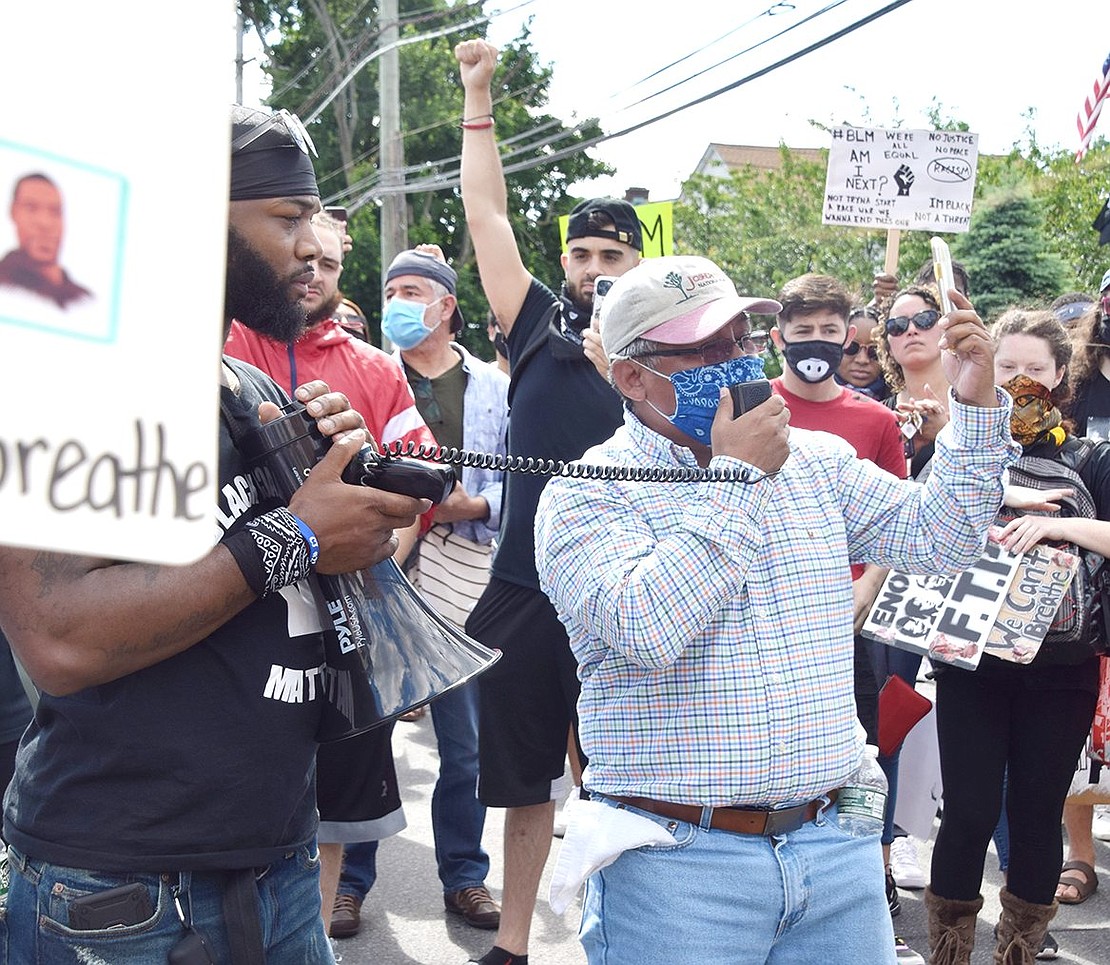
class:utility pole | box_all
[379,0,407,307]
[234,5,245,105]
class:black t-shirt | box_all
[3,358,327,871]
[492,279,624,588]
[1069,372,1110,439]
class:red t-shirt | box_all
[772,379,907,578]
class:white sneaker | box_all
[894,935,925,964]
[1093,805,1110,842]
[889,836,927,890]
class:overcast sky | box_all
[242,0,1109,203]
[482,0,1110,200]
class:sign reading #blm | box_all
[822,126,979,233]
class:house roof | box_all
[694,142,827,175]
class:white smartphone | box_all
[591,276,617,331]
[930,237,956,315]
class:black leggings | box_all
[930,666,1096,905]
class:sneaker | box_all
[329,893,363,939]
[894,935,925,964]
[445,885,501,929]
[1093,805,1110,842]
[1036,930,1059,960]
[886,867,901,917]
[889,835,927,890]
[329,937,343,963]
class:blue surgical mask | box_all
[641,354,766,443]
[381,296,442,349]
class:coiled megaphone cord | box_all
[380,441,778,485]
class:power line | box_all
[355,0,916,206]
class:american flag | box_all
[1077,51,1110,161]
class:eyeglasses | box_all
[632,330,764,367]
[843,341,879,361]
[231,108,318,157]
[885,309,940,338]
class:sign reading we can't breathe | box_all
[822,126,979,233]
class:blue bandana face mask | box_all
[381,296,442,349]
[641,354,766,443]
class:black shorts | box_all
[465,577,583,808]
[315,722,404,843]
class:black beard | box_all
[225,227,308,342]
[307,289,343,326]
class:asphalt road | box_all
[334,714,1110,965]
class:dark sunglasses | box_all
[885,309,940,338]
[843,341,879,361]
[231,108,318,157]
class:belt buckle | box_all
[762,803,806,836]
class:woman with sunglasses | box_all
[839,305,892,400]
[875,285,951,478]
[925,309,1110,964]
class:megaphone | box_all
[241,403,500,742]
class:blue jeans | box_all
[339,680,488,898]
[1,843,333,964]
[581,797,895,965]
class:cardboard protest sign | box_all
[862,540,1019,669]
[822,126,979,233]
[984,530,1079,664]
[0,1,230,564]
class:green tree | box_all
[951,185,1070,323]
[674,146,934,303]
[239,1,610,356]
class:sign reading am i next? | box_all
[822,126,979,233]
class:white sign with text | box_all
[0,1,230,564]
[822,126,979,233]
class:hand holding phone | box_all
[591,276,617,332]
[930,237,956,315]
[729,379,772,419]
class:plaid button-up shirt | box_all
[535,393,1018,808]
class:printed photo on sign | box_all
[0,140,127,343]
[862,540,1019,669]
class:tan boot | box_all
[925,887,983,965]
[993,887,1057,965]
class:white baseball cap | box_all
[600,256,781,358]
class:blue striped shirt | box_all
[535,391,1019,808]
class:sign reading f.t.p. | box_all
[822,126,979,233]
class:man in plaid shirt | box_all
[535,255,1019,965]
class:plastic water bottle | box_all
[837,744,888,837]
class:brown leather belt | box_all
[612,788,838,836]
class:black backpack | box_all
[999,437,1110,660]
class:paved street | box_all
[335,712,1110,965]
